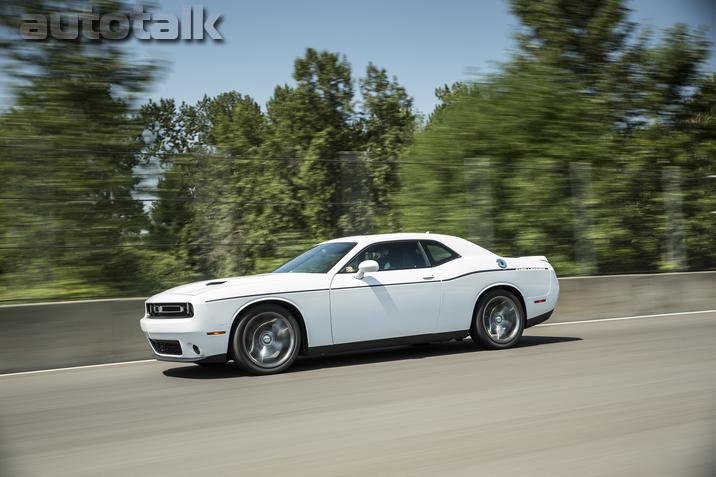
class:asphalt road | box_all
[1,312,715,477]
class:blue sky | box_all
[136,0,715,116]
[3,1,715,115]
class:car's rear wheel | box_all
[231,304,301,375]
[471,289,524,349]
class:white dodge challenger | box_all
[140,233,559,374]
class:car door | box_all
[329,240,442,344]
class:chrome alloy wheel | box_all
[242,311,296,369]
[481,295,521,344]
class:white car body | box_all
[140,233,559,363]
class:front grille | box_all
[146,302,194,318]
[149,339,182,355]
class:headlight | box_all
[146,303,194,318]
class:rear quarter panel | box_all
[436,255,553,332]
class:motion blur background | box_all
[0,0,714,303]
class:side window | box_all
[343,241,429,272]
[421,240,460,266]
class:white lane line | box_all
[1,309,714,378]
[0,359,156,378]
[537,309,716,327]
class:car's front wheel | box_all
[231,304,301,375]
[471,289,524,349]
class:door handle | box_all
[422,274,435,280]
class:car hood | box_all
[151,272,331,302]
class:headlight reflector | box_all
[146,303,194,318]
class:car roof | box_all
[321,232,494,256]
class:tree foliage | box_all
[135,48,416,282]
[0,0,158,300]
[399,0,715,275]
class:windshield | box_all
[274,242,356,273]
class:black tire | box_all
[231,304,301,375]
[471,289,525,349]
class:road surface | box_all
[1,312,715,476]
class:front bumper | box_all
[140,316,230,363]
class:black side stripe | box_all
[204,267,546,303]
[443,268,511,281]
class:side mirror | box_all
[354,260,379,279]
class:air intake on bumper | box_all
[149,339,183,355]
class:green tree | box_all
[139,94,243,251]
[356,63,416,232]
[138,93,265,280]
[264,48,356,239]
[190,95,272,276]
[0,0,157,300]
[143,49,417,277]
[399,0,713,275]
